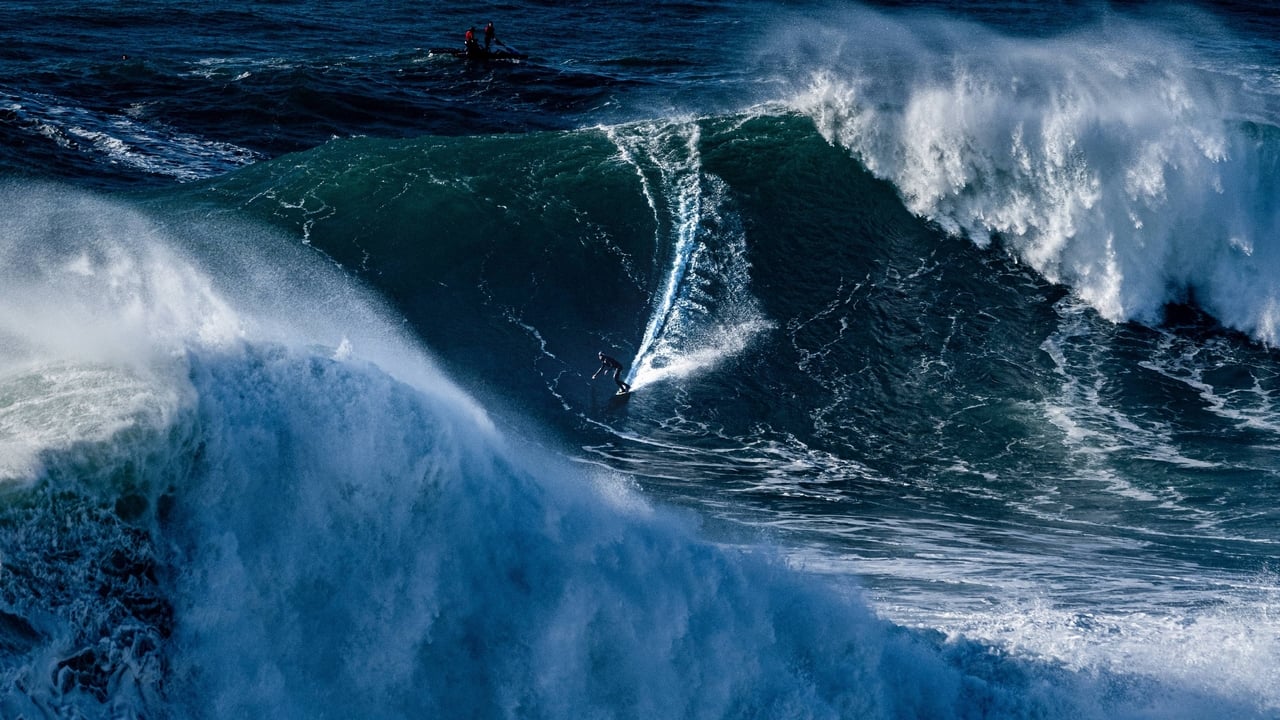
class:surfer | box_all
[593,351,631,394]
[484,22,496,50]
[464,26,480,55]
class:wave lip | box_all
[792,10,1280,344]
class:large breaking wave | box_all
[0,180,1270,718]
[788,7,1280,344]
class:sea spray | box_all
[0,182,933,718]
[0,182,481,715]
[790,9,1280,344]
[604,121,772,389]
[2,182,1263,718]
[167,335,1272,720]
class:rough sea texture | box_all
[2,1,1279,718]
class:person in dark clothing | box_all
[484,22,496,50]
[593,351,631,393]
[464,26,480,54]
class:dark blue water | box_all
[3,2,1280,718]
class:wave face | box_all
[199,110,1280,714]
[5,183,1262,720]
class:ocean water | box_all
[3,1,1280,718]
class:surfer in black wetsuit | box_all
[484,22,496,51]
[593,351,631,393]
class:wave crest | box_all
[791,11,1280,343]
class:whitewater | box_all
[791,6,1280,342]
[0,178,1265,718]
[3,1,1280,718]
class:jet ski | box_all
[427,45,528,63]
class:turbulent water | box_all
[3,1,1280,718]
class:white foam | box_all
[0,183,488,483]
[918,585,1280,715]
[3,182,1276,718]
[1,88,258,180]
[787,9,1280,344]
[603,120,773,390]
